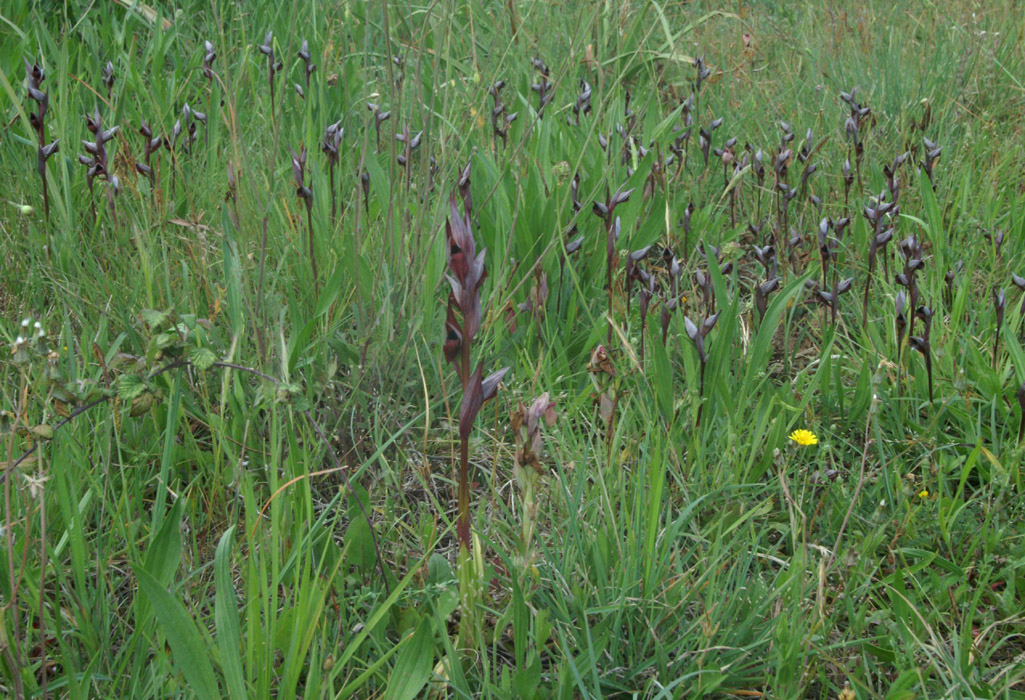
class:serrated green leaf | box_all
[118,374,147,400]
[139,308,170,330]
[153,331,178,350]
[30,424,54,440]
[189,346,218,371]
[130,392,157,416]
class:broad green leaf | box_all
[139,308,170,330]
[117,374,147,400]
[134,566,221,700]
[385,620,434,700]
[188,346,218,371]
[215,527,246,700]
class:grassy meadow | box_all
[3,0,1025,696]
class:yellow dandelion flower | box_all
[918,489,929,499]
[788,429,818,446]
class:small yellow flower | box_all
[788,429,818,446]
[918,489,929,499]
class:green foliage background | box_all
[1,0,1025,696]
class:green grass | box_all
[2,0,1025,697]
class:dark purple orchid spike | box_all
[985,229,1006,262]
[698,127,711,167]
[672,94,696,175]
[772,148,794,244]
[916,304,933,339]
[909,304,935,403]
[669,252,682,299]
[862,213,895,328]
[841,88,872,192]
[617,108,640,167]
[778,121,794,152]
[755,277,780,322]
[944,261,961,307]
[298,39,315,88]
[360,167,370,216]
[173,102,204,155]
[842,158,854,206]
[568,79,592,126]
[817,217,832,288]
[593,185,633,343]
[78,106,119,224]
[921,136,941,185]
[624,245,652,314]
[321,119,343,222]
[896,234,925,338]
[442,194,508,552]
[136,119,162,202]
[816,277,854,324]
[421,154,439,200]
[530,57,553,118]
[201,40,217,146]
[518,269,549,343]
[202,40,216,81]
[258,31,283,112]
[490,80,518,151]
[786,227,802,266]
[895,290,908,356]
[661,296,677,347]
[683,201,695,260]
[714,135,738,222]
[694,268,714,316]
[1012,272,1025,315]
[102,60,114,99]
[290,145,318,294]
[798,127,813,163]
[395,126,422,182]
[458,159,472,213]
[558,174,585,310]
[165,116,181,199]
[1018,382,1025,444]
[512,393,558,474]
[638,275,655,363]
[684,310,719,425]
[800,162,817,198]
[752,243,777,279]
[774,148,792,179]
[26,57,58,222]
[748,219,764,244]
[993,288,1006,369]
[909,334,933,404]
[693,57,711,119]
[646,145,668,200]
[392,54,405,91]
[367,103,391,151]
